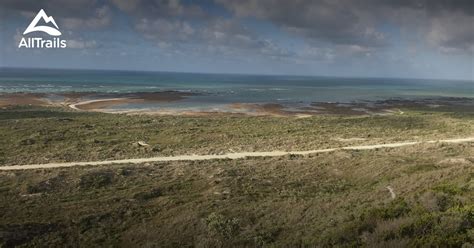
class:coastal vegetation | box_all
[0,105,472,247]
[0,140,472,247]
[0,105,473,166]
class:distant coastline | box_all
[1,67,473,82]
[1,91,472,117]
[0,68,472,116]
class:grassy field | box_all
[0,106,473,247]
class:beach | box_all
[1,90,472,117]
[1,68,472,116]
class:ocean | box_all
[0,68,472,111]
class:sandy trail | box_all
[1,137,473,171]
[68,98,128,110]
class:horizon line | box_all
[0,66,472,82]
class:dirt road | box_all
[1,137,472,171]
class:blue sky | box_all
[0,0,473,80]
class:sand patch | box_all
[228,103,321,117]
[70,98,141,110]
[0,93,49,107]
[333,137,367,142]
[69,91,195,110]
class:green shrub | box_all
[205,213,240,240]
[133,188,162,201]
[79,171,114,189]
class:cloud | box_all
[67,39,97,49]
[216,0,387,48]
[135,18,195,43]
[134,16,290,59]
[116,0,473,62]
[1,0,100,18]
[1,0,112,30]
[376,0,474,54]
[61,6,112,30]
[296,46,335,62]
[216,0,473,53]
[426,12,474,54]
[2,0,472,70]
[378,0,474,17]
[119,0,290,59]
[110,0,205,19]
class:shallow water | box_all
[1,68,472,111]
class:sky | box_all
[0,0,473,80]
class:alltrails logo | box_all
[18,9,67,48]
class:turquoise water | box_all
[0,68,473,110]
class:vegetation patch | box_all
[0,106,472,246]
[133,188,162,201]
[0,223,60,247]
[25,174,67,194]
[1,106,473,165]
[79,171,114,189]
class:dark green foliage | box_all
[133,188,162,201]
[79,171,114,189]
[320,197,473,247]
[0,223,60,247]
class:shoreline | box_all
[1,91,473,117]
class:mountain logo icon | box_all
[23,9,62,36]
